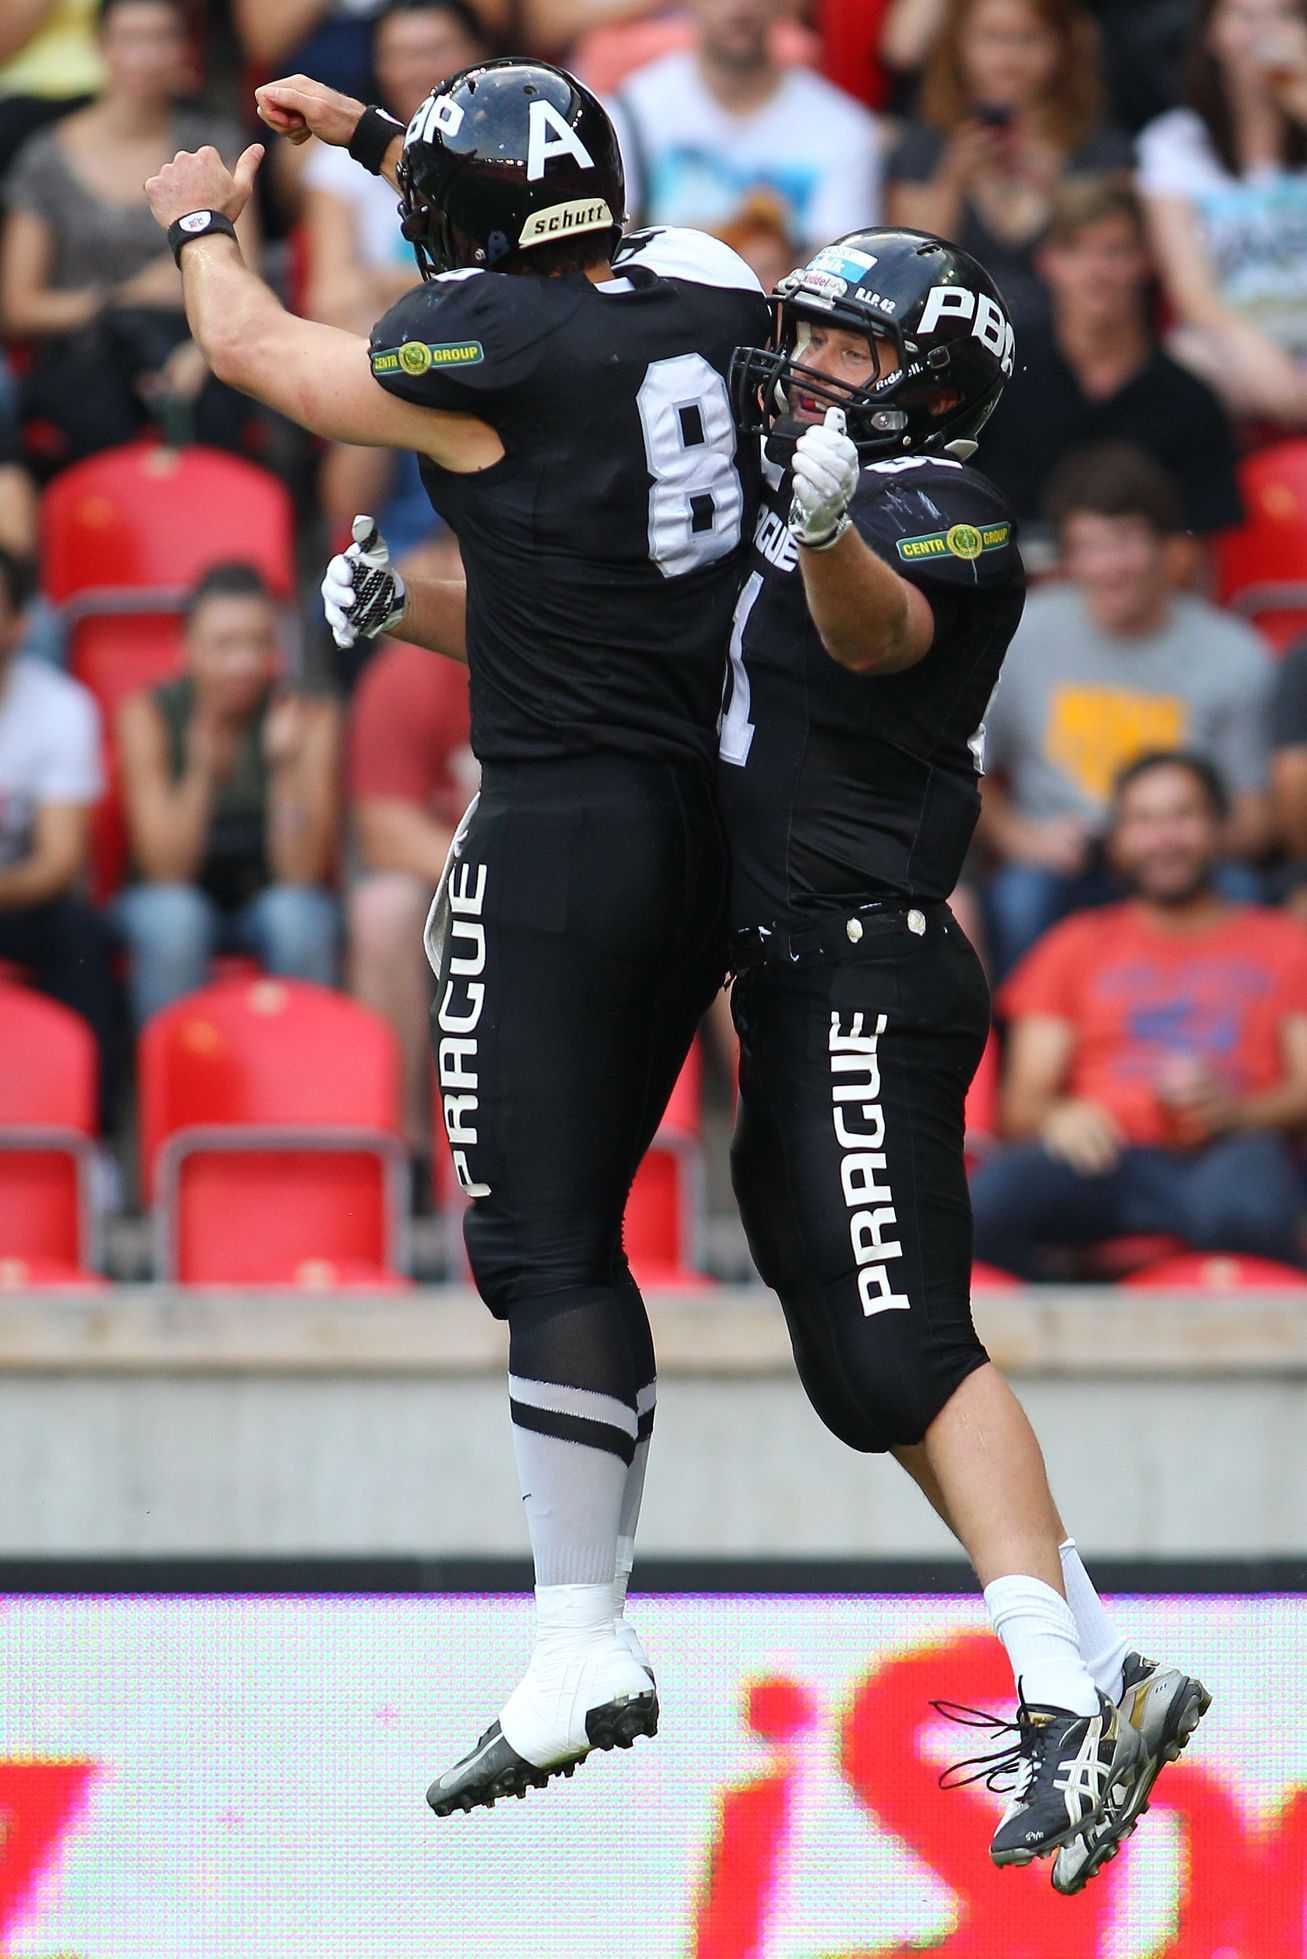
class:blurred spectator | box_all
[880,0,1191,133]
[305,0,488,552]
[713,190,798,292]
[232,0,508,96]
[979,179,1242,547]
[884,0,1131,332]
[608,0,881,249]
[0,544,117,1121]
[1270,635,1307,915]
[0,425,36,560]
[1138,0,1307,427]
[348,584,474,1154]
[0,0,103,183]
[0,0,258,479]
[978,445,1273,977]
[116,563,341,1027]
[972,751,1307,1277]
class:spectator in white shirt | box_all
[1138,0,1307,424]
[0,546,117,1122]
[608,0,881,249]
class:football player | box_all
[723,228,1210,1885]
[145,59,767,1814]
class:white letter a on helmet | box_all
[526,98,595,181]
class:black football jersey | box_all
[718,453,1025,929]
[369,229,767,768]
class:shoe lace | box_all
[930,1695,1045,1797]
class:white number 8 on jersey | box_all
[637,353,745,578]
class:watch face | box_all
[178,211,215,232]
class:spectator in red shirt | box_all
[346,592,474,1154]
[971,749,1307,1277]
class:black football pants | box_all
[731,901,992,1452]
[431,754,728,1323]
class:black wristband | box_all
[348,104,404,176]
[167,209,238,266]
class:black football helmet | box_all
[730,228,1015,462]
[396,57,625,277]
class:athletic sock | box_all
[507,1290,638,1589]
[1059,1538,1130,1704]
[983,1574,1100,1716]
[614,1379,655,1621]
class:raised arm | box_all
[788,415,935,675]
[255,76,404,191]
[143,144,498,468]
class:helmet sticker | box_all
[525,98,596,181]
[519,197,615,245]
[407,93,465,145]
[808,244,879,283]
[917,284,1015,374]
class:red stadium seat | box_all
[624,1040,710,1289]
[964,1030,1001,1165]
[1123,1252,1307,1289]
[43,441,295,611]
[971,1261,1025,1289]
[139,978,408,1285]
[0,983,102,1286]
[431,1037,710,1286]
[1215,441,1307,650]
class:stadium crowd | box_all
[1,0,1306,1278]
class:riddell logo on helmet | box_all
[519,199,613,245]
[917,284,1016,374]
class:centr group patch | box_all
[372,339,485,378]
[895,521,1010,563]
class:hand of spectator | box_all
[263,694,315,772]
[255,75,367,151]
[788,408,859,550]
[186,707,239,784]
[1040,1098,1124,1174]
[940,120,1008,188]
[145,143,265,231]
[113,253,183,310]
[1155,1057,1239,1144]
[1017,813,1097,875]
[1227,331,1307,426]
[139,339,209,405]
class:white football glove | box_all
[787,406,860,550]
[321,515,407,649]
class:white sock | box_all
[1059,1538,1130,1704]
[509,1382,630,1587]
[984,1574,1100,1716]
[613,1381,655,1623]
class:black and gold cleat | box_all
[427,1687,659,1817]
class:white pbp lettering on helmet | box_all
[407,92,465,145]
[917,283,1015,375]
[519,197,614,245]
[525,97,596,181]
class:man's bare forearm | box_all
[396,578,469,664]
[798,528,929,675]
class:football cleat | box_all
[1051,1653,1212,1894]
[427,1641,658,1817]
[935,1687,1143,1866]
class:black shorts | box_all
[730,901,991,1453]
[433,753,728,1316]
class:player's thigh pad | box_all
[732,909,991,1451]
